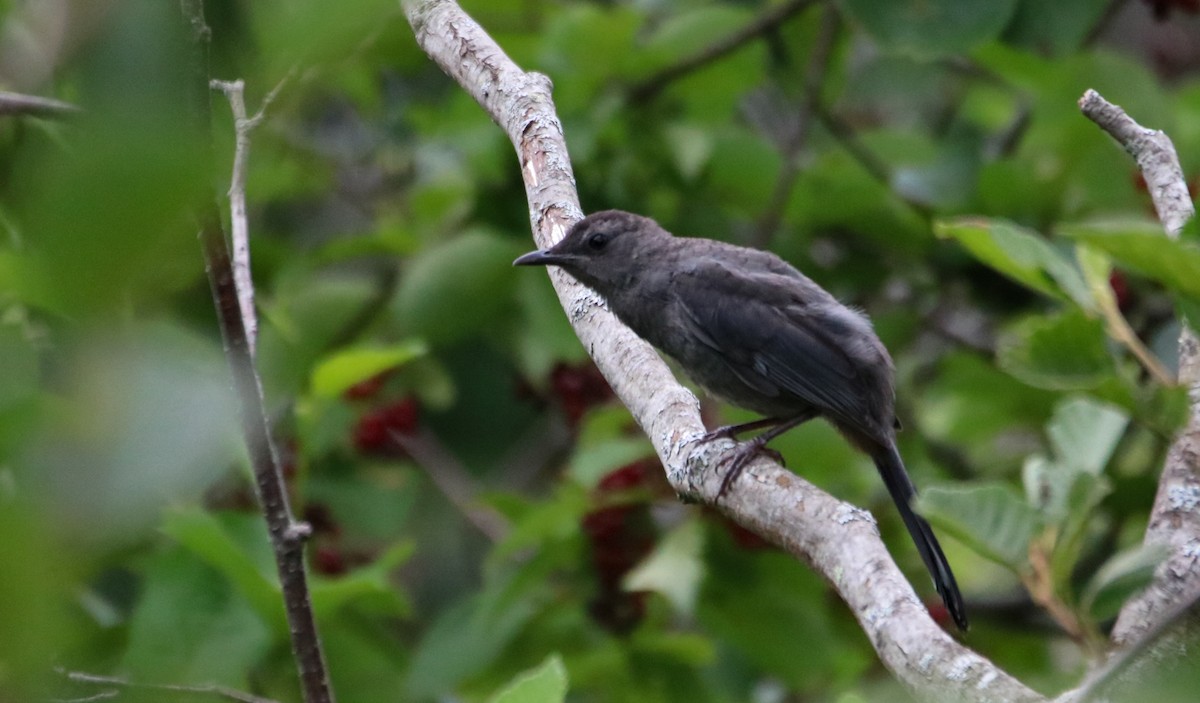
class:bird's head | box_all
[513,210,671,291]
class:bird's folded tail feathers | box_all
[871,442,969,630]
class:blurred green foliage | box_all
[1,0,1199,701]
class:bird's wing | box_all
[673,263,874,424]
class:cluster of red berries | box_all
[581,458,661,634]
[549,361,614,427]
[344,370,421,455]
[303,502,372,577]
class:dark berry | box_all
[381,396,420,436]
[597,461,652,493]
[313,546,347,576]
[353,412,389,452]
[1109,270,1132,311]
[550,362,614,426]
[302,503,342,538]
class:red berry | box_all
[353,412,389,452]
[549,362,614,426]
[313,546,347,576]
[582,506,631,542]
[926,600,952,629]
[597,460,653,492]
[381,396,420,436]
[1109,270,1132,311]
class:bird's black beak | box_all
[513,249,572,267]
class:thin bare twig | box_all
[390,428,510,542]
[628,0,819,102]
[179,2,334,702]
[1079,89,1200,651]
[210,73,292,357]
[750,3,840,248]
[0,90,80,117]
[58,669,280,703]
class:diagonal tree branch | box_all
[627,0,820,103]
[1078,88,1200,654]
[403,1,1040,701]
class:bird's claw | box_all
[714,441,785,499]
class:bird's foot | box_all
[715,437,784,498]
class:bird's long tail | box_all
[871,441,968,630]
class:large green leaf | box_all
[121,547,272,686]
[917,484,1038,571]
[487,654,568,703]
[162,509,283,629]
[310,341,427,398]
[1046,396,1129,476]
[996,310,1113,390]
[936,218,1092,307]
[1059,220,1200,301]
[392,230,525,346]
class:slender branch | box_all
[57,669,280,703]
[0,90,79,118]
[403,2,1040,701]
[210,74,290,357]
[627,0,819,103]
[390,427,510,542]
[749,3,840,248]
[179,3,334,703]
[1079,89,1200,649]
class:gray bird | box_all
[514,209,967,630]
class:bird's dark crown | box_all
[513,209,673,289]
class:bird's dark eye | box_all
[586,231,609,251]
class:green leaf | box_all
[121,547,272,686]
[841,0,1018,56]
[698,545,870,687]
[1081,543,1170,622]
[916,484,1038,571]
[996,310,1113,390]
[623,520,705,614]
[162,509,283,629]
[392,230,525,346]
[1059,220,1200,301]
[1050,470,1112,581]
[404,590,538,698]
[310,341,427,398]
[936,218,1092,307]
[486,654,568,703]
[1047,396,1129,475]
